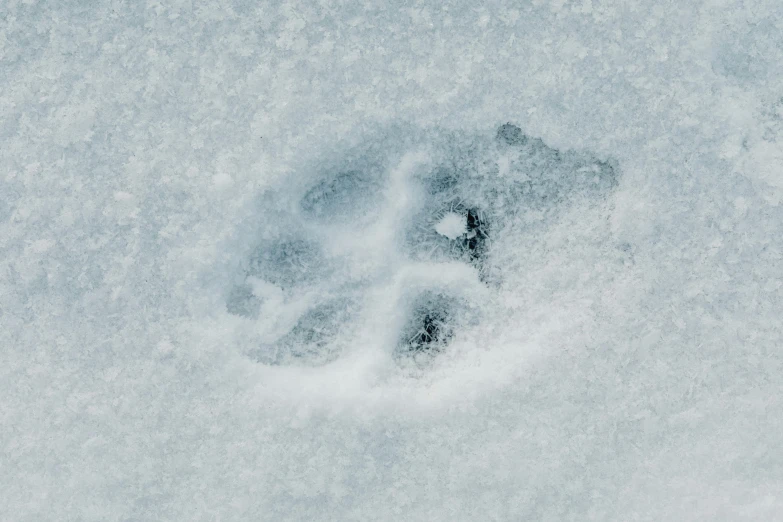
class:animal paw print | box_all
[226,124,619,367]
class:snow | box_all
[434,212,466,240]
[2,0,783,520]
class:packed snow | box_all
[434,213,466,240]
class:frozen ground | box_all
[2,0,783,520]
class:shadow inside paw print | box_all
[246,236,322,289]
[396,291,457,361]
[300,169,383,223]
[249,297,355,366]
[462,208,489,261]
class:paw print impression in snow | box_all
[225,123,619,368]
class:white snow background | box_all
[2,0,783,520]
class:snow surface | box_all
[434,212,466,240]
[2,0,783,520]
